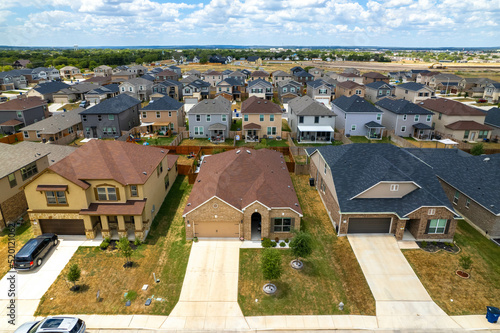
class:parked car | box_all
[0,97,8,102]
[15,317,85,333]
[79,100,89,108]
[13,234,58,270]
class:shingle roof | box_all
[80,94,140,115]
[488,82,500,89]
[0,96,46,111]
[86,84,120,95]
[278,80,301,88]
[251,70,269,77]
[187,80,211,88]
[247,56,261,62]
[365,81,393,90]
[289,95,334,116]
[395,82,430,91]
[307,79,332,89]
[218,78,243,86]
[248,78,272,88]
[419,98,486,116]
[21,108,83,134]
[444,120,492,130]
[241,96,282,114]
[485,107,500,128]
[183,148,302,216]
[376,98,433,115]
[337,81,363,89]
[339,73,361,78]
[272,70,291,77]
[32,81,70,95]
[362,72,389,79]
[142,95,183,111]
[294,71,314,78]
[188,96,231,115]
[156,70,177,77]
[332,95,379,113]
[306,144,456,217]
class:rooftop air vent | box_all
[246,150,251,154]
[483,157,490,162]
[236,150,241,154]
[205,101,208,104]
[161,150,164,153]
[187,203,191,206]
[143,171,147,175]
[295,203,299,206]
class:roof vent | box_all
[295,203,299,206]
[213,101,215,104]
[204,101,208,104]
[187,203,191,206]
[483,157,490,162]
[236,150,241,154]
[257,101,261,104]
[142,171,147,175]
[246,150,251,154]
[197,179,201,182]
[288,185,291,188]
[161,150,165,153]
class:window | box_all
[323,163,327,175]
[267,127,277,135]
[478,130,488,139]
[453,191,459,204]
[463,130,469,139]
[244,114,248,121]
[465,198,470,208]
[156,111,161,118]
[403,114,407,121]
[314,116,319,123]
[20,162,38,181]
[168,111,172,117]
[438,113,442,120]
[351,124,356,131]
[97,187,117,201]
[82,115,87,122]
[426,114,432,122]
[290,87,296,92]
[157,161,163,176]
[194,126,204,135]
[427,219,447,234]
[36,131,41,138]
[8,173,16,188]
[355,89,361,95]
[260,115,264,122]
[390,184,399,191]
[319,88,327,94]
[378,90,383,96]
[164,174,170,190]
[206,114,211,122]
[376,114,381,121]
[45,191,67,205]
[414,115,420,122]
[108,114,114,120]
[418,92,423,97]
[130,185,138,197]
[17,111,22,119]
[299,116,304,124]
[129,87,133,92]
[270,114,274,121]
[428,208,436,215]
[401,126,406,132]
[196,115,201,122]
[121,87,125,92]
[68,127,74,134]
[273,218,293,232]
[142,111,147,118]
[321,178,326,193]
[405,89,408,94]
[98,115,102,121]
[23,131,29,138]
[283,87,288,93]
[222,115,227,122]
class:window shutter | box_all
[116,187,121,201]
[94,188,98,200]
[291,218,295,228]
[425,220,430,234]
[444,219,451,234]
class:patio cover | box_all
[297,125,334,132]
[413,123,433,130]
[364,121,385,128]
[208,123,227,131]
[140,122,155,127]
[243,122,261,130]
[433,138,458,145]
[80,199,146,215]
[153,121,171,126]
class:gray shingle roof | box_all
[332,95,379,113]
[396,82,429,91]
[188,96,231,115]
[218,78,243,86]
[306,144,456,217]
[187,80,211,88]
[485,107,500,128]
[32,81,70,95]
[141,95,183,111]
[248,78,272,88]
[365,81,393,90]
[289,96,334,116]
[80,94,141,115]
[21,107,83,134]
[294,71,314,78]
[307,79,332,89]
[376,98,433,115]
[86,84,120,95]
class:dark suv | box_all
[14,234,58,270]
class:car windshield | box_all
[16,239,39,259]
[28,321,43,333]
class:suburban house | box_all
[306,79,334,105]
[0,142,76,229]
[155,70,179,82]
[209,55,228,64]
[362,72,390,84]
[416,71,440,85]
[112,70,137,83]
[428,73,463,89]
[241,96,282,141]
[21,107,83,144]
[182,148,302,240]
[94,65,113,77]
[293,70,315,85]
[288,95,336,143]
[364,81,394,103]
[420,98,491,142]
[394,82,435,103]
[0,73,15,91]
[187,96,232,142]
[332,95,384,139]
[202,71,223,87]
[290,66,304,75]
[27,81,70,102]
[182,79,210,103]
[167,65,182,76]
[436,81,460,94]
[180,75,198,85]
[84,84,120,104]
[484,107,500,139]
[185,69,201,78]
[271,70,292,85]
[250,70,270,81]
[80,94,141,139]
[128,65,147,76]
[277,80,303,104]
[308,68,323,80]
[335,81,365,99]
[246,56,262,65]
[23,140,178,240]
[83,76,111,86]
[227,71,246,85]
[0,70,27,90]
[59,66,81,79]
[52,83,98,104]
[0,97,49,134]
[31,67,61,81]
[408,148,500,240]
[140,95,184,134]
[119,77,153,101]
[151,80,183,101]
[483,82,500,103]
[216,78,245,101]
[306,144,459,241]
[343,68,361,75]
[12,59,31,69]
[336,73,363,84]
[247,79,273,100]
[375,98,434,139]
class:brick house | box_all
[307,144,459,241]
[182,148,302,240]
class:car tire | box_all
[53,239,58,247]
[37,258,43,267]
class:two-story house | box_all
[362,72,390,84]
[420,98,491,142]
[483,82,500,104]
[306,79,334,105]
[250,70,270,82]
[182,79,211,104]
[155,70,179,82]
[226,71,246,85]
[428,73,463,89]
[151,80,184,101]
[0,70,28,90]
[271,70,292,86]
[288,95,336,143]
[168,65,182,76]
[59,66,81,80]
[332,95,384,139]
[247,79,273,100]
[0,97,49,135]
[376,98,434,139]
[0,73,15,92]
[31,67,61,81]
[21,107,83,144]
[202,71,223,87]
[336,72,363,84]
[128,65,147,76]
[140,95,184,134]
[484,107,500,140]
[241,96,282,141]
[185,69,201,78]
[81,94,141,139]
[94,65,113,77]
[290,66,304,75]
[394,82,435,103]
[416,71,440,85]
[277,80,303,104]
[293,71,314,85]
[308,68,323,80]
[24,140,178,240]
[188,96,232,142]
[52,83,98,104]
[12,59,31,69]
[364,81,394,103]
[119,77,153,101]
[335,81,365,99]
[216,78,245,101]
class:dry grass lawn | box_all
[35,177,193,316]
[0,219,33,278]
[179,138,234,146]
[403,220,500,315]
[57,103,80,111]
[238,175,375,316]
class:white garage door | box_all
[184,98,198,113]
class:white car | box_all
[15,317,85,333]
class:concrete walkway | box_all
[348,235,461,330]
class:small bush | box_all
[445,242,454,247]
[261,238,273,248]
[421,241,427,248]
[271,241,277,248]
[100,240,110,250]
[134,239,142,246]
[193,236,198,242]
[432,241,437,246]
[104,237,111,243]
[279,241,286,247]
[285,238,289,243]
[459,254,473,271]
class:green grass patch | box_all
[282,119,291,132]
[57,103,80,111]
[0,220,34,278]
[350,136,392,144]
[139,135,177,146]
[231,118,242,131]
[235,139,289,148]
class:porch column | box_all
[82,215,96,239]
[117,215,127,239]
[134,215,145,241]
[395,220,406,241]
[100,215,110,239]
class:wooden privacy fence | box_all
[0,132,23,144]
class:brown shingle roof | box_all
[0,119,24,126]
[157,70,177,77]
[420,98,486,116]
[337,81,363,89]
[241,96,282,114]
[183,149,302,216]
[205,71,222,75]
[0,96,46,111]
[362,72,388,79]
[420,71,440,77]
[251,70,269,77]
[83,76,111,84]
[339,73,361,78]
[243,122,261,129]
[80,200,146,215]
[48,140,175,189]
[444,120,492,130]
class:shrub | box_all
[271,241,277,248]
[193,236,198,242]
[261,238,273,248]
[285,238,289,243]
[289,231,313,260]
[421,241,427,248]
[261,249,282,282]
[134,238,142,246]
[100,240,110,250]
[432,241,437,246]
[471,143,484,156]
[459,254,473,271]
[67,264,81,291]
[279,241,286,247]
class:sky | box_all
[0,0,499,48]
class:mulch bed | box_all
[103,240,138,251]
[416,241,460,254]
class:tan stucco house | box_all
[241,96,283,142]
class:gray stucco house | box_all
[288,96,336,143]
[364,81,395,103]
[80,94,141,139]
[188,96,232,142]
[376,98,434,139]
[306,79,334,105]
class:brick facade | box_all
[406,206,456,242]
[0,191,28,228]
[310,160,341,231]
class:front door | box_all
[91,127,97,138]
[470,132,475,141]
[251,212,262,240]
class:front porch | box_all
[365,121,385,140]
[297,125,334,143]
[412,123,433,140]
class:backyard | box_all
[238,175,375,316]
[138,135,177,146]
[35,177,193,316]
[179,138,234,146]
[349,136,392,144]
[403,220,500,315]
[235,138,288,148]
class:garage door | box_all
[194,221,239,238]
[39,219,85,235]
[347,218,391,234]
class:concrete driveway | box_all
[0,236,101,330]
[348,235,461,329]
[162,240,249,330]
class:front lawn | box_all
[238,175,375,316]
[35,177,193,316]
[403,220,500,315]
[0,220,33,278]
[57,103,80,111]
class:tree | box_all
[289,231,313,262]
[471,143,484,156]
[200,55,208,64]
[261,249,282,282]
[67,264,81,291]
[117,237,133,267]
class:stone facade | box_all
[29,211,83,236]
[406,206,456,241]
[0,191,28,228]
